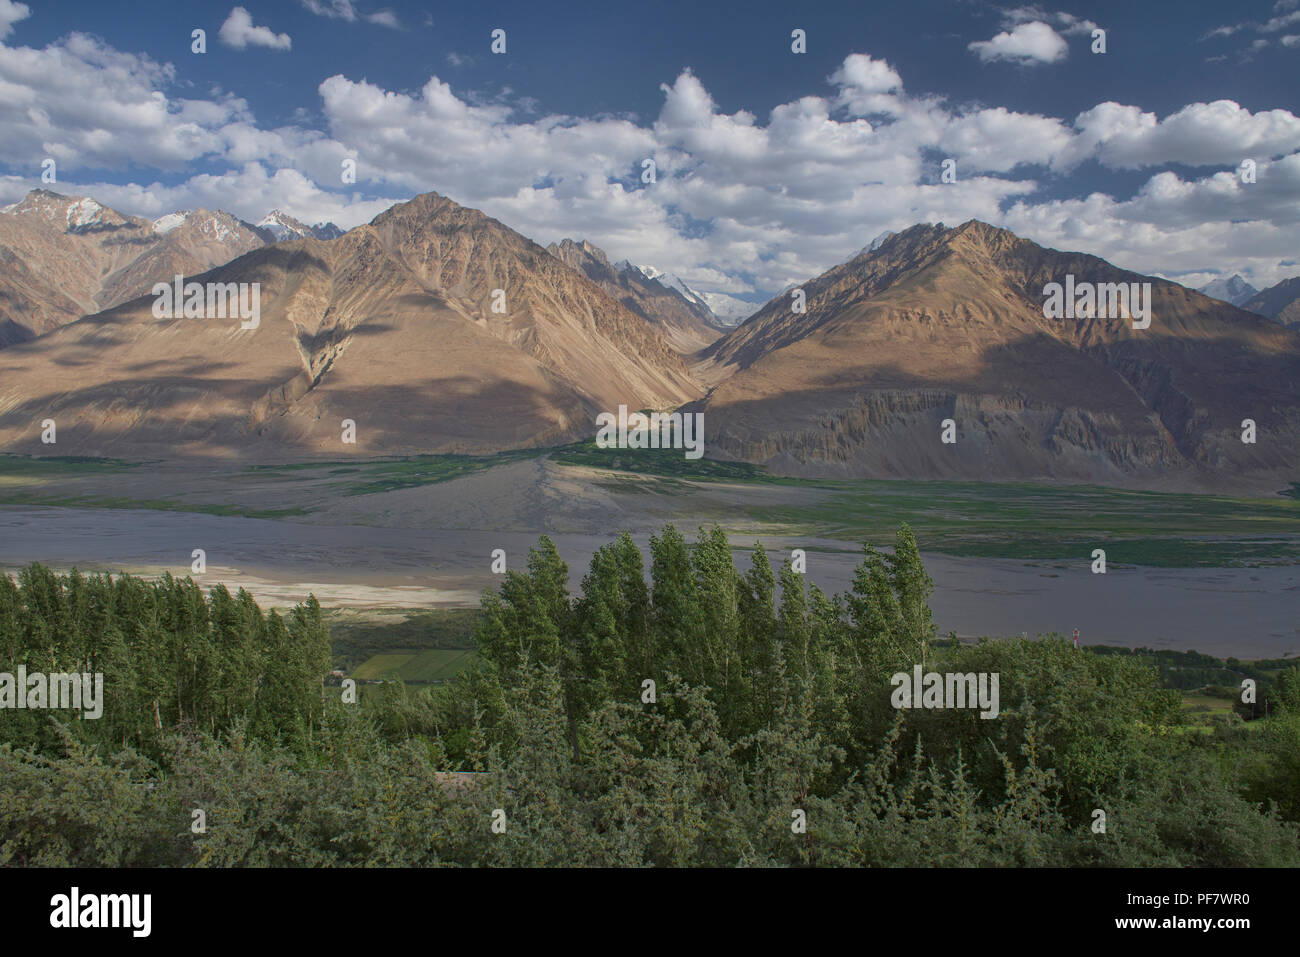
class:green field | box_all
[1181,693,1236,714]
[738,477,1300,566]
[0,487,309,520]
[324,607,482,671]
[352,648,476,683]
[553,440,772,481]
[4,449,1298,567]
[546,446,1300,567]
[0,454,140,478]
[327,607,481,684]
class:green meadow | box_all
[352,648,476,683]
[2,449,1298,567]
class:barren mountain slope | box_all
[547,238,721,352]
[0,190,267,345]
[1243,276,1300,329]
[694,221,1300,491]
[0,192,702,460]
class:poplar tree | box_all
[649,524,700,679]
[888,523,935,665]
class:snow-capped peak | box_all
[258,209,307,241]
[152,211,190,235]
[700,291,759,325]
[1197,274,1258,307]
[620,262,709,307]
[65,197,106,230]
[868,229,897,253]
[258,209,343,241]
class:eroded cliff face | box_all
[694,221,1300,491]
[700,389,1187,481]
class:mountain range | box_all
[0,188,1297,492]
[1242,277,1300,330]
[0,190,342,347]
[1197,274,1258,307]
[1199,272,1300,329]
[545,238,722,352]
[0,191,698,459]
[692,221,1300,491]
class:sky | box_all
[1,0,1298,305]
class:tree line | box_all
[1,525,1298,866]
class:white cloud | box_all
[1003,7,1097,36]
[0,32,247,169]
[300,0,399,28]
[61,164,396,230]
[300,0,357,18]
[0,28,1297,299]
[1202,4,1300,50]
[1002,161,1300,288]
[1075,100,1300,168]
[940,108,1076,173]
[829,54,904,115]
[1263,8,1300,31]
[218,7,291,51]
[0,0,29,39]
[969,21,1069,64]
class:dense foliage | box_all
[1,526,1297,867]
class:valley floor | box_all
[1,450,1298,656]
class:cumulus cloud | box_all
[0,0,29,39]
[58,164,397,230]
[1075,100,1300,167]
[829,54,904,115]
[940,108,1076,172]
[1002,161,1300,288]
[218,7,292,51]
[969,21,1069,64]
[0,32,247,169]
[0,27,1297,297]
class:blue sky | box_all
[2,0,1299,303]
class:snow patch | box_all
[868,229,897,252]
[65,197,104,229]
[152,212,189,235]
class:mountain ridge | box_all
[0,189,338,347]
[546,238,722,351]
[1198,273,1258,307]
[0,190,702,460]
[692,219,1300,492]
[1242,276,1300,329]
